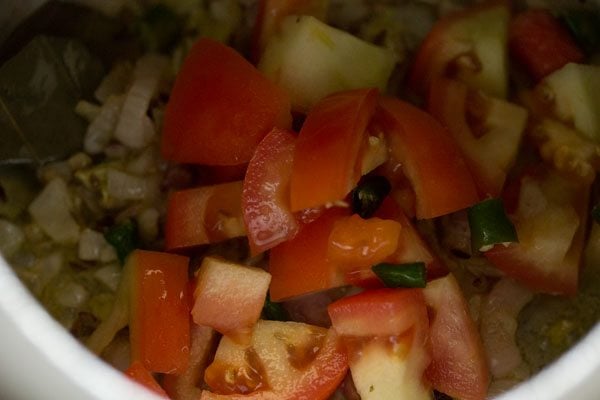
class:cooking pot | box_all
[0,1,599,399]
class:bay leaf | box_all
[0,35,104,164]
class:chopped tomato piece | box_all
[328,289,431,400]
[393,211,446,278]
[485,167,590,295]
[375,96,479,219]
[191,257,271,342]
[327,214,401,271]
[125,361,169,398]
[424,275,489,400]
[345,197,447,287]
[271,208,348,298]
[269,207,348,301]
[328,288,428,337]
[200,320,348,400]
[290,88,378,211]
[161,38,291,165]
[408,0,510,98]
[251,0,328,62]
[428,77,527,197]
[165,181,245,251]
[509,9,584,81]
[129,250,190,374]
[242,128,298,255]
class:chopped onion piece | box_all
[87,260,131,355]
[95,62,133,103]
[480,278,533,379]
[75,100,101,122]
[84,95,125,154]
[126,147,158,176]
[106,169,160,202]
[54,280,89,308]
[94,263,122,292]
[26,252,64,297]
[114,55,168,149]
[100,245,118,263]
[0,219,25,257]
[28,178,80,244]
[79,228,113,261]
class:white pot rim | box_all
[0,255,163,400]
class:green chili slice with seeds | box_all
[372,262,427,288]
[468,198,517,252]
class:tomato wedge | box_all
[200,320,348,400]
[428,77,527,197]
[269,207,348,301]
[328,289,431,400]
[375,96,479,219]
[242,128,298,255]
[129,250,190,374]
[161,38,291,165]
[408,0,510,98]
[165,181,245,251]
[424,275,489,400]
[290,88,378,211]
[509,9,584,81]
[485,166,590,295]
[328,288,428,337]
[251,0,328,62]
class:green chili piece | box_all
[372,262,427,288]
[351,175,391,218]
[104,219,138,265]
[468,198,517,252]
[262,292,289,321]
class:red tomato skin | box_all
[290,88,378,211]
[510,9,584,81]
[124,361,169,398]
[424,275,489,400]
[376,96,479,219]
[408,0,510,96]
[165,181,244,251]
[269,207,348,301]
[428,77,502,197]
[200,327,348,400]
[328,288,428,338]
[252,0,328,62]
[161,38,292,165]
[242,128,299,255]
[486,245,579,295]
[129,250,191,374]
